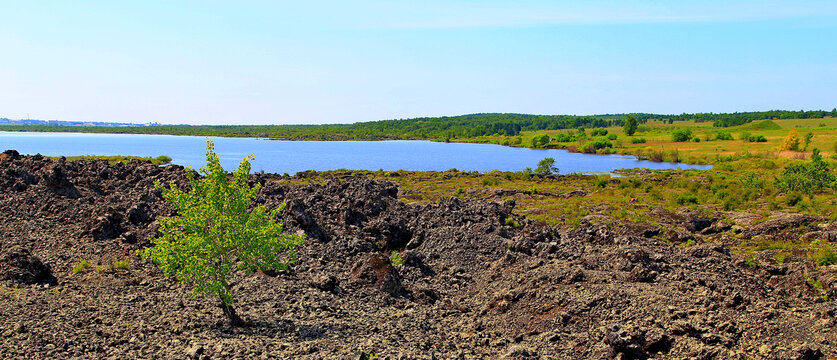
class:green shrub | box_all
[748,135,767,142]
[530,134,551,148]
[72,258,91,274]
[141,140,304,326]
[675,193,699,205]
[715,131,734,141]
[692,137,701,143]
[774,251,791,264]
[591,139,613,150]
[553,133,574,142]
[672,129,693,142]
[607,134,617,140]
[785,192,803,206]
[803,131,814,151]
[504,216,521,228]
[590,128,608,136]
[745,256,759,268]
[113,259,130,270]
[390,251,404,266]
[154,155,173,164]
[811,245,837,266]
[630,137,646,144]
[775,149,837,195]
[482,177,500,186]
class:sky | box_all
[1,1,836,125]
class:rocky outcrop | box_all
[0,246,54,285]
[0,152,835,359]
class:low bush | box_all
[591,139,613,149]
[390,251,404,266]
[113,259,130,270]
[530,134,551,148]
[630,137,646,144]
[811,245,837,266]
[785,192,803,206]
[775,149,836,195]
[504,216,521,228]
[590,128,608,136]
[675,193,699,205]
[715,131,734,140]
[774,251,791,264]
[72,258,91,274]
[672,129,693,142]
[553,133,574,142]
[482,177,500,186]
[155,155,173,164]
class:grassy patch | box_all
[390,251,404,266]
[72,258,91,274]
[810,245,837,267]
[52,155,172,165]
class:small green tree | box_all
[530,134,551,148]
[141,140,304,326]
[803,131,814,151]
[623,115,638,136]
[671,129,693,142]
[775,149,836,196]
[535,157,558,175]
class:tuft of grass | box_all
[154,155,173,164]
[774,251,791,264]
[72,258,91,274]
[744,256,759,268]
[504,216,521,228]
[112,259,130,271]
[810,245,837,267]
[805,274,830,301]
[482,177,500,186]
[675,193,699,205]
[390,251,404,266]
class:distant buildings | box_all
[0,118,151,127]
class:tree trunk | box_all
[219,299,245,327]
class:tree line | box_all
[2,109,834,140]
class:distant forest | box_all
[2,109,835,140]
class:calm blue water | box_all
[0,132,711,174]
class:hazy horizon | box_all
[2,1,836,125]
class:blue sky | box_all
[1,1,835,125]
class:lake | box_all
[0,132,711,174]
